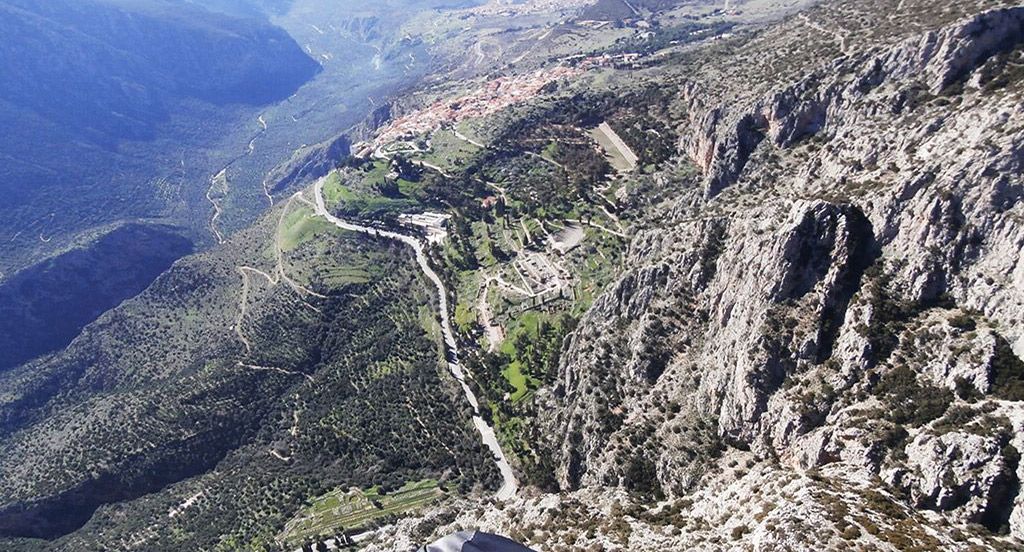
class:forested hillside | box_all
[0,196,496,549]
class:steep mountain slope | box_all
[331,0,1024,549]
[0,0,320,273]
[542,0,1024,517]
[2,0,1022,549]
[0,224,193,372]
[0,194,498,549]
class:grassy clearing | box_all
[471,221,500,267]
[321,171,352,207]
[326,162,425,218]
[397,177,425,197]
[490,404,531,451]
[455,302,476,334]
[498,311,544,402]
[321,265,372,286]
[418,304,441,343]
[417,128,481,173]
[280,479,444,547]
[455,120,485,144]
[501,361,531,402]
[280,205,336,251]
[453,269,484,336]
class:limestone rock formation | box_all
[528,2,1024,549]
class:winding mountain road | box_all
[311,176,518,501]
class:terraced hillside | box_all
[0,196,497,550]
[307,0,1024,550]
[2,0,1023,550]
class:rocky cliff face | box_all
[264,102,395,195]
[253,1,1024,550]
[534,1,1024,548]
[266,134,353,195]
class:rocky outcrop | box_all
[266,133,351,194]
[913,6,1024,93]
[265,103,394,194]
[539,4,1024,546]
[679,5,1024,198]
[901,430,1012,521]
[369,456,975,551]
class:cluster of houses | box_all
[361,66,580,152]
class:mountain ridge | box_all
[1,0,1023,550]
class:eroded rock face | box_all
[539,3,1024,546]
[903,431,1008,517]
[343,3,1024,551]
[680,5,1024,199]
[368,459,976,551]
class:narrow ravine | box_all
[311,176,518,501]
[205,114,272,242]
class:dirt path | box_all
[453,127,485,148]
[235,266,266,354]
[568,217,629,239]
[206,169,228,244]
[519,219,533,244]
[262,177,275,207]
[234,194,326,354]
[406,398,460,460]
[205,114,272,241]
[473,41,487,66]
[480,178,508,203]
[416,160,453,178]
[526,150,564,170]
[798,13,848,53]
[238,361,314,383]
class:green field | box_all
[321,171,352,207]
[499,311,544,403]
[502,361,531,402]
[323,164,425,218]
[280,480,444,547]
[419,304,442,343]
[416,128,482,173]
[320,265,372,286]
[279,205,337,251]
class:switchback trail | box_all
[311,176,518,501]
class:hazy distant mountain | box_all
[188,0,296,17]
[0,0,320,378]
[0,0,319,273]
[0,0,317,145]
